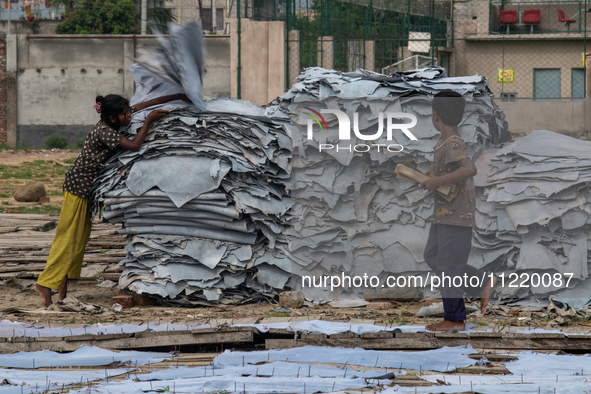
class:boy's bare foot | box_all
[480,275,498,314]
[425,320,466,331]
[58,277,68,301]
[33,284,53,307]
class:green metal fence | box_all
[234,0,590,103]
[236,0,453,92]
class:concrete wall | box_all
[0,20,59,35]
[451,2,591,137]
[455,39,586,99]
[497,100,591,137]
[5,34,231,148]
[451,36,591,137]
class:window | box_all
[534,69,561,100]
[201,8,224,31]
[571,68,586,99]
[500,92,517,102]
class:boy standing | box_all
[419,90,495,331]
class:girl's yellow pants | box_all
[37,191,92,290]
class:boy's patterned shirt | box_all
[63,120,123,199]
[431,134,476,227]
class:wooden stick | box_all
[394,164,453,195]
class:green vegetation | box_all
[0,205,62,214]
[0,143,31,150]
[0,158,75,216]
[387,319,410,325]
[56,0,139,34]
[0,160,70,180]
[75,137,86,149]
[54,0,175,35]
[43,135,69,150]
[265,312,291,318]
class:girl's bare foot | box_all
[426,320,466,331]
[58,277,68,301]
[33,284,53,307]
[480,275,498,314]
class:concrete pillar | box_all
[347,40,365,71]
[231,20,286,104]
[6,34,17,148]
[475,0,490,35]
[317,36,333,70]
[585,55,591,138]
[267,22,285,101]
[124,38,135,99]
[364,40,375,72]
[212,0,217,31]
[288,30,300,86]
[586,55,591,98]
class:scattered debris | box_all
[417,302,479,317]
[279,291,305,309]
[47,297,103,314]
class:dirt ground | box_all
[1,277,584,334]
[0,148,587,332]
[0,148,80,165]
[0,148,80,214]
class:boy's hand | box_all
[146,109,170,123]
[419,176,441,192]
[425,170,435,177]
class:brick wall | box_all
[0,37,6,145]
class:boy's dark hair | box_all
[432,90,466,127]
[95,94,129,130]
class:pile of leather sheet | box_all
[90,103,293,305]
[473,130,591,304]
[267,67,509,302]
[89,22,292,306]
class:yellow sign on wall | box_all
[582,53,591,67]
[498,68,514,83]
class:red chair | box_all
[523,9,541,32]
[557,9,576,30]
[500,10,517,33]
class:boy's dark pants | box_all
[423,223,485,321]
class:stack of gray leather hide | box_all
[267,67,509,302]
[474,130,591,303]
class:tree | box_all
[56,0,140,34]
[55,0,175,34]
[144,0,175,33]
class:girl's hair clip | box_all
[93,102,102,113]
